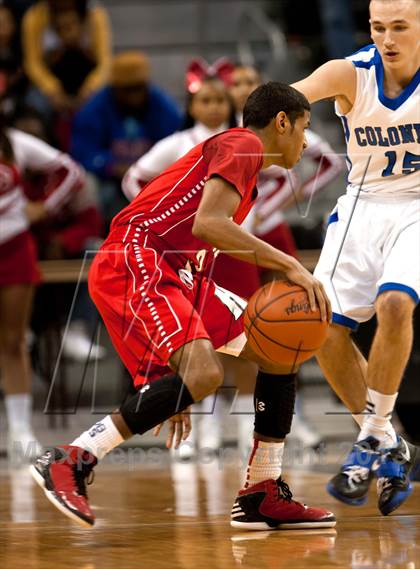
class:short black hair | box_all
[243,82,310,129]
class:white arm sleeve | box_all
[122,132,183,201]
[9,128,84,214]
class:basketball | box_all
[244,280,329,366]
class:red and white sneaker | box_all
[29,445,97,528]
[231,478,336,530]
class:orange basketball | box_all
[244,280,329,366]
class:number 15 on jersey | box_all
[382,151,420,177]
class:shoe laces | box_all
[377,476,393,495]
[274,478,294,502]
[343,465,370,485]
[37,450,53,467]
[73,463,95,497]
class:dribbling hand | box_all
[284,260,332,322]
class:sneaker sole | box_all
[326,481,368,506]
[29,465,93,529]
[230,520,336,530]
[378,441,419,515]
[379,484,413,516]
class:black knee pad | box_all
[120,374,194,435]
[254,372,296,439]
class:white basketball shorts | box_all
[314,194,420,329]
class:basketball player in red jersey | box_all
[30,83,335,531]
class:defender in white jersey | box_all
[293,0,420,515]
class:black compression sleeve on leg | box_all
[254,372,297,439]
[120,374,194,435]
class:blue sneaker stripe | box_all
[376,460,405,479]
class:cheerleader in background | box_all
[13,108,105,362]
[0,110,83,463]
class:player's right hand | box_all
[153,407,192,449]
[284,259,331,322]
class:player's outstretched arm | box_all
[292,59,357,110]
[193,177,331,321]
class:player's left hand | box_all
[153,407,192,449]
[284,259,332,322]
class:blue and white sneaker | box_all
[327,437,380,506]
[375,436,419,516]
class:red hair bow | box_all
[186,57,234,93]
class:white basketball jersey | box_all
[336,45,420,198]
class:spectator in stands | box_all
[71,50,182,224]
[14,107,106,361]
[0,108,84,463]
[22,0,111,115]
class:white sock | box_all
[5,393,32,433]
[71,415,125,460]
[244,440,284,489]
[358,388,398,448]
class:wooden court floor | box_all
[0,460,419,569]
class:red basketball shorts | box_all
[88,236,247,387]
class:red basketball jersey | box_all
[111,128,263,272]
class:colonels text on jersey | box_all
[110,128,263,273]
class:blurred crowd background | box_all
[0,0,419,463]
[0,0,375,238]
